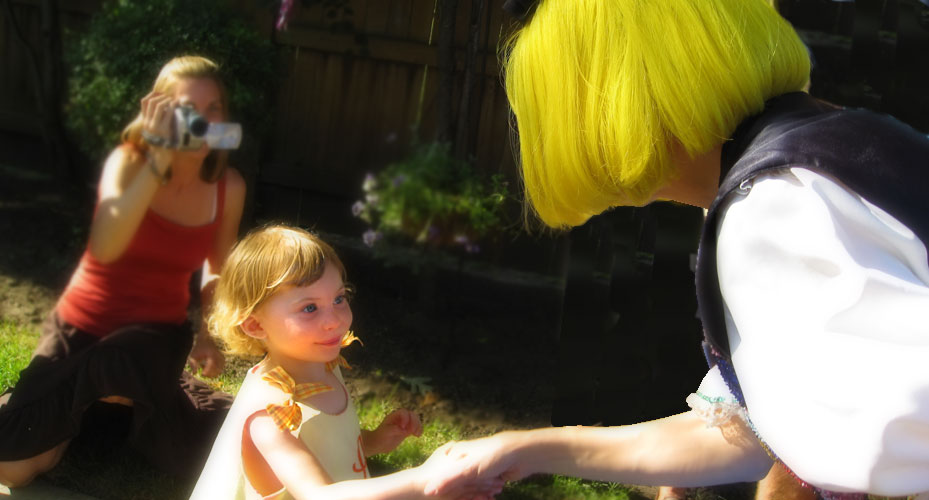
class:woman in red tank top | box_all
[0,55,246,488]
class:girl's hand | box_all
[363,409,422,456]
[423,432,529,497]
[188,333,225,377]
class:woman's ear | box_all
[240,315,267,339]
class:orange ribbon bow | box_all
[263,366,333,431]
[262,332,363,432]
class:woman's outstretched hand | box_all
[423,432,530,498]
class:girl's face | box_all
[171,77,224,158]
[248,263,353,366]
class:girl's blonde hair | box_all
[210,225,347,357]
[503,0,811,228]
[122,55,230,183]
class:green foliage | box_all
[65,0,279,167]
[354,142,512,254]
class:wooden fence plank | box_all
[363,0,389,36]
[408,0,437,44]
[386,0,413,38]
[275,27,499,75]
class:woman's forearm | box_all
[291,468,424,500]
[508,411,772,487]
[89,153,167,263]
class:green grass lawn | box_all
[0,320,38,392]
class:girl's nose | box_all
[320,307,341,330]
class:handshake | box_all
[413,432,528,500]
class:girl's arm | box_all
[250,413,431,500]
[425,410,773,495]
[89,91,174,263]
[188,167,246,377]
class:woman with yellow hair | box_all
[0,55,246,488]
[422,1,929,498]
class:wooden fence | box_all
[0,0,98,137]
[260,0,516,201]
[780,0,929,131]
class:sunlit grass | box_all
[503,475,634,500]
[0,319,38,392]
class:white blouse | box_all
[687,167,929,496]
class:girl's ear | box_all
[240,315,267,339]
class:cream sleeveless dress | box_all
[190,359,367,500]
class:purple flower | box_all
[276,0,294,30]
[362,229,382,247]
[362,173,377,192]
[454,234,469,245]
[426,225,440,241]
[351,201,366,217]
[392,174,407,187]
[365,193,380,206]
[465,243,481,254]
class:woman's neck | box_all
[165,154,203,188]
[653,143,723,209]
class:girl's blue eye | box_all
[334,295,346,305]
[303,304,317,313]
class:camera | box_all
[143,105,242,150]
[173,106,242,150]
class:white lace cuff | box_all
[686,391,745,428]
[687,365,745,428]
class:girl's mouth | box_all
[316,336,343,347]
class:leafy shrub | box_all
[353,142,512,254]
[65,0,279,169]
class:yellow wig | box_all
[503,0,811,227]
[209,225,347,356]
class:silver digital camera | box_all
[143,105,242,150]
[173,106,242,150]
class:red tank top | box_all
[57,175,226,337]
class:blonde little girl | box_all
[189,225,500,500]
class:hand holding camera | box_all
[140,91,241,152]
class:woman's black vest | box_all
[695,92,929,373]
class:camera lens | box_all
[189,115,209,137]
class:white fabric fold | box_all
[692,167,929,496]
